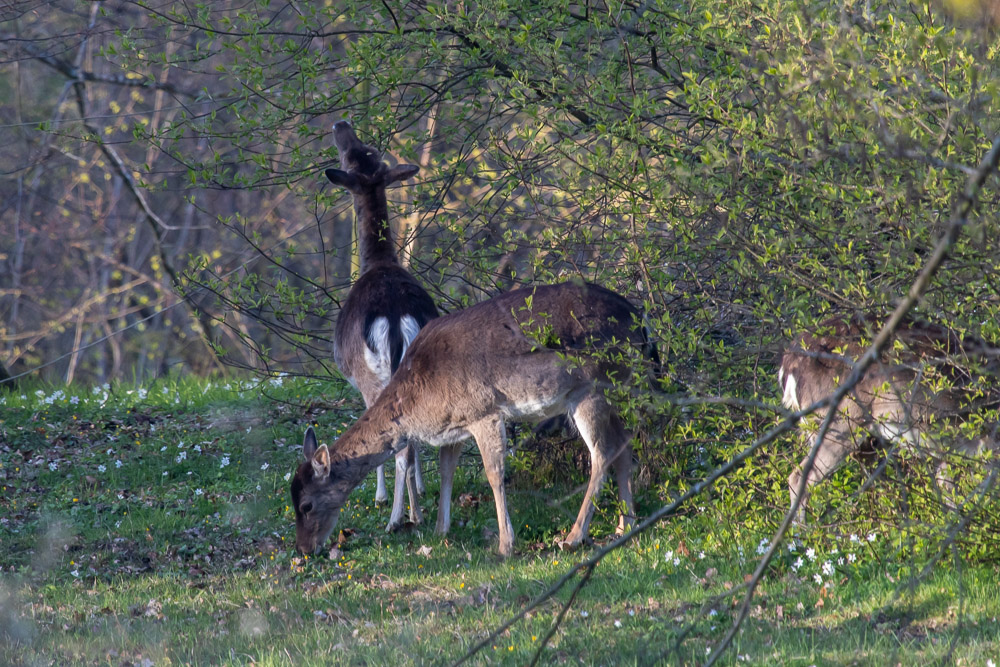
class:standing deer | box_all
[290,281,652,557]
[779,315,1000,521]
[325,119,442,532]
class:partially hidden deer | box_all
[779,315,1000,522]
[291,281,654,557]
[324,119,444,532]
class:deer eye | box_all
[300,501,313,515]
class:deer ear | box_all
[311,444,331,480]
[325,168,360,191]
[303,427,319,461]
[385,164,419,185]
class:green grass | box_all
[1,376,998,665]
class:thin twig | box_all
[451,395,830,666]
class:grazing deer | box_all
[325,119,442,531]
[290,281,652,557]
[779,315,1000,522]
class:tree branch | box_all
[706,133,1000,667]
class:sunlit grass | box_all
[1,376,998,665]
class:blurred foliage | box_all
[3,0,1000,555]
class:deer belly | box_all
[876,422,930,450]
[505,393,573,421]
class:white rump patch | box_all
[781,373,800,411]
[399,315,421,362]
[364,316,392,385]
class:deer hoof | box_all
[386,520,419,534]
[555,536,586,552]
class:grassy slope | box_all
[0,376,998,666]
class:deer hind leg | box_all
[468,417,515,558]
[435,443,463,535]
[789,421,856,525]
[562,394,627,549]
[608,413,636,536]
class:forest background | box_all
[3,0,1000,663]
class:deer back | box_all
[780,316,1000,427]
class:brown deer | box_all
[779,315,1000,522]
[290,281,653,557]
[325,120,443,532]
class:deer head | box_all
[325,120,419,193]
[290,427,352,555]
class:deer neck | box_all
[329,398,406,481]
[353,187,399,272]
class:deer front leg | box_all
[469,417,515,558]
[412,443,426,496]
[386,442,422,532]
[404,441,424,525]
[435,443,463,535]
[789,422,855,525]
[375,464,388,504]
